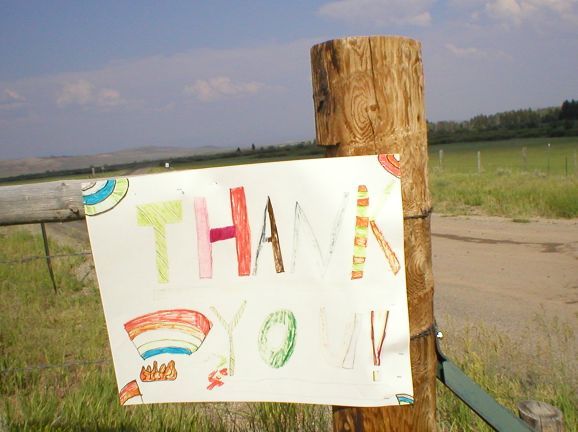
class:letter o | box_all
[258,310,297,368]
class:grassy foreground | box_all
[430,171,578,219]
[436,318,577,432]
[1,228,576,431]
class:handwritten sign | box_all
[84,155,413,407]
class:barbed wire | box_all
[0,251,92,265]
[0,359,107,375]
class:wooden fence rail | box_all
[0,180,86,226]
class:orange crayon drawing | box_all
[140,360,177,382]
[378,154,401,178]
[207,367,229,390]
[369,220,400,275]
[119,379,142,405]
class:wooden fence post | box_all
[40,222,58,293]
[547,143,551,175]
[518,400,564,431]
[311,36,436,431]
[477,151,482,174]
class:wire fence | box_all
[428,145,578,175]
[0,222,106,381]
[0,359,107,375]
[0,251,92,265]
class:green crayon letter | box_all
[137,200,182,283]
[258,310,297,368]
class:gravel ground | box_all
[431,213,578,336]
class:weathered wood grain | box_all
[311,35,436,431]
[0,180,86,226]
[518,401,564,432]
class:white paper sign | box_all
[83,154,413,407]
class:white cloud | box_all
[57,80,124,108]
[445,43,483,57]
[0,88,27,110]
[57,80,94,106]
[184,76,265,102]
[97,88,123,107]
[0,39,317,158]
[318,0,434,26]
[485,0,578,26]
[4,89,25,102]
[445,43,512,60]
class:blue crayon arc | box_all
[396,394,414,405]
[141,346,192,359]
[83,180,116,205]
[83,178,129,216]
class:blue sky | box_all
[1,0,577,159]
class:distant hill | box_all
[0,145,226,178]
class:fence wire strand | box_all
[0,251,92,265]
[1,359,107,375]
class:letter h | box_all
[194,187,251,278]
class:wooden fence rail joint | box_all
[403,207,433,220]
[410,323,436,340]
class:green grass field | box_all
[1,227,576,431]
[429,137,578,175]
[161,137,578,219]
[428,137,578,219]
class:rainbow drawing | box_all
[396,393,414,405]
[119,379,142,405]
[378,154,401,178]
[82,178,129,216]
[124,309,213,360]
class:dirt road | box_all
[432,214,578,338]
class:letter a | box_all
[253,197,284,274]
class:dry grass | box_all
[436,316,577,431]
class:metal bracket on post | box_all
[435,328,532,432]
